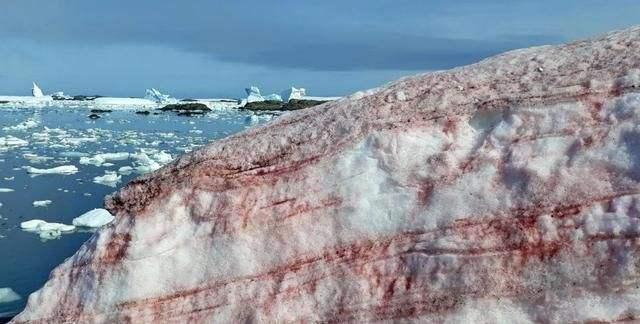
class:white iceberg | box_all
[280,87,306,102]
[93,171,121,187]
[0,288,21,304]
[280,86,341,102]
[145,88,176,104]
[72,209,114,228]
[245,86,264,103]
[32,82,44,97]
[0,188,14,193]
[26,165,79,175]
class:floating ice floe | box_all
[0,287,21,304]
[93,171,121,187]
[0,188,14,193]
[23,153,53,164]
[33,200,52,207]
[118,166,134,175]
[3,118,40,131]
[80,152,130,166]
[20,219,75,239]
[0,136,28,148]
[26,165,79,175]
[72,209,114,228]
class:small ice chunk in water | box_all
[0,188,14,193]
[118,166,134,175]
[20,219,46,230]
[0,287,21,304]
[72,209,114,228]
[33,200,52,207]
[26,165,79,175]
[93,171,121,187]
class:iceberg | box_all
[72,209,115,228]
[244,86,264,103]
[280,86,340,102]
[144,88,176,104]
[32,82,44,98]
[14,26,640,324]
[280,86,306,102]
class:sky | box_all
[1,0,639,98]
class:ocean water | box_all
[0,106,273,318]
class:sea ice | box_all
[26,165,79,175]
[33,200,53,207]
[0,136,28,147]
[72,209,115,228]
[93,171,121,187]
[20,219,75,238]
[0,188,14,193]
[3,118,40,131]
[0,288,20,304]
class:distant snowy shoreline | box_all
[0,83,340,111]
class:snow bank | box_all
[72,209,114,228]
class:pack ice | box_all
[13,26,640,323]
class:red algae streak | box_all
[12,27,640,323]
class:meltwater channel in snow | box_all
[0,105,275,318]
